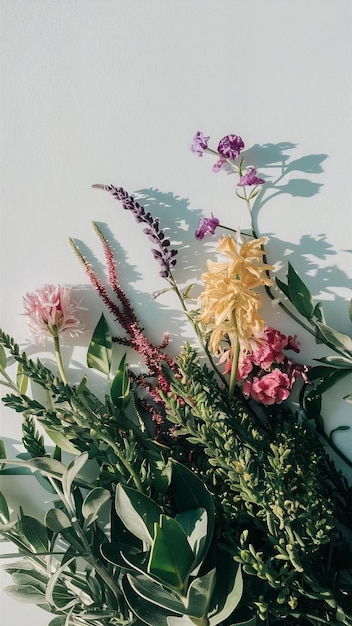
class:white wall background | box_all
[1,1,352,624]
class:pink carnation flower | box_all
[244,369,292,405]
[23,284,82,343]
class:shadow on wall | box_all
[29,141,350,372]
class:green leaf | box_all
[315,322,352,355]
[126,573,186,614]
[82,487,111,529]
[315,355,352,368]
[0,439,6,471]
[171,461,215,563]
[115,484,163,546]
[19,515,48,553]
[122,576,174,626]
[4,584,46,603]
[110,353,131,409]
[148,515,195,592]
[208,551,243,625]
[286,263,314,319]
[62,452,89,502]
[48,618,66,626]
[87,313,112,376]
[45,510,83,552]
[16,362,28,394]
[308,368,352,395]
[0,456,66,478]
[0,343,6,370]
[175,508,208,571]
[45,428,79,455]
[45,508,71,534]
[0,490,9,523]
[185,568,216,619]
[275,277,290,300]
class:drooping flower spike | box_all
[92,185,178,278]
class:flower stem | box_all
[53,331,67,384]
[228,332,240,399]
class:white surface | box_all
[1,1,352,624]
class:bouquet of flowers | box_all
[1,132,352,626]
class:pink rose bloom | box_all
[244,369,292,405]
[23,284,82,343]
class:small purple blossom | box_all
[195,215,220,240]
[237,167,265,187]
[213,134,244,172]
[191,131,209,156]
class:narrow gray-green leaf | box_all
[0,344,7,370]
[87,313,112,376]
[16,362,28,394]
[4,584,46,603]
[62,452,89,503]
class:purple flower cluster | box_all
[213,134,245,172]
[96,185,178,278]
[191,131,209,156]
[238,167,265,187]
[195,215,220,240]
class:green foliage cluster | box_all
[159,344,352,625]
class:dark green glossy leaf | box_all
[110,353,130,409]
[87,313,112,376]
[19,515,48,553]
[275,277,290,300]
[309,368,352,395]
[148,515,194,592]
[287,263,314,319]
[0,490,9,523]
[115,484,162,546]
[315,355,352,368]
